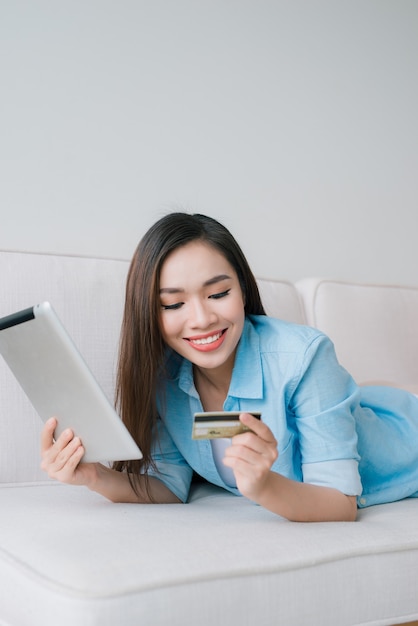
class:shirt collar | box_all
[228,316,263,399]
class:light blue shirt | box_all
[150,316,418,508]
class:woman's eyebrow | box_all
[159,287,183,294]
[159,274,232,294]
[203,274,232,287]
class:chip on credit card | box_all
[192,411,261,440]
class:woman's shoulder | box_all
[247,314,326,351]
[248,314,323,339]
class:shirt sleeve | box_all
[291,333,363,496]
[302,459,362,496]
[147,417,194,503]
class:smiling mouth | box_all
[186,329,227,348]
[189,331,223,346]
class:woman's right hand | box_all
[40,417,181,504]
[40,417,99,487]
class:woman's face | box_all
[159,241,245,373]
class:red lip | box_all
[187,329,224,341]
[185,329,227,352]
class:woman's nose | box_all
[189,299,216,328]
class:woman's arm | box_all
[223,413,357,522]
[40,418,181,504]
[248,471,357,522]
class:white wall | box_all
[1,0,417,285]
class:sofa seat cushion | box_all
[1,483,418,626]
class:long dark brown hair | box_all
[113,213,265,495]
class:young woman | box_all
[41,212,418,521]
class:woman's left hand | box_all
[223,413,278,501]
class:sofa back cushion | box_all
[296,278,418,388]
[0,250,129,484]
[256,278,306,324]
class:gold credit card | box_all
[192,411,261,440]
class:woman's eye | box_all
[161,302,183,310]
[209,289,230,300]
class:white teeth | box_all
[190,332,222,345]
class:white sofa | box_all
[1,248,418,626]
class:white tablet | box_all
[0,302,142,463]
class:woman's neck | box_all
[193,356,234,412]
